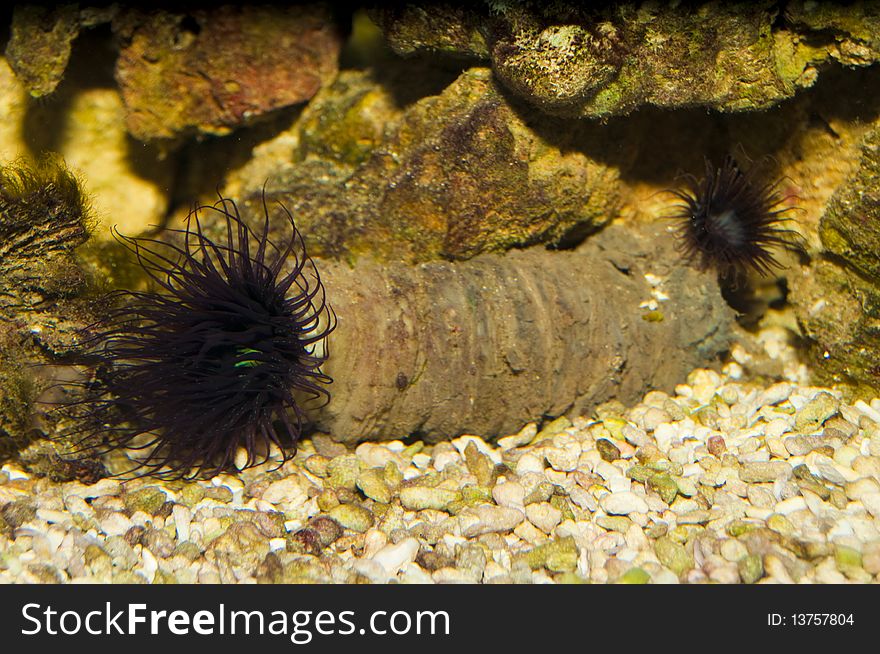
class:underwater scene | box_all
[1,2,879,586]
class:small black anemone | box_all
[669,156,803,277]
[71,195,335,479]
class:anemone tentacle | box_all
[669,156,803,277]
[61,194,335,479]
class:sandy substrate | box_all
[1,327,879,584]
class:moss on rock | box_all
[113,5,343,142]
[234,67,621,263]
[791,125,880,396]
[4,5,81,97]
[370,2,880,119]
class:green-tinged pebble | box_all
[549,495,576,521]
[766,513,795,537]
[327,454,360,490]
[596,438,621,461]
[327,504,374,532]
[834,545,862,572]
[727,520,759,537]
[555,572,589,584]
[173,541,203,561]
[648,472,678,504]
[738,554,764,583]
[794,392,839,432]
[356,468,392,504]
[616,567,650,584]
[317,489,340,512]
[383,461,403,488]
[464,442,495,486]
[536,416,572,441]
[304,455,331,477]
[795,477,831,500]
[519,536,579,572]
[399,486,460,511]
[829,489,848,509]
[123,487,166,515]
[654,536,693,576]
[523,481,554,505]
[627,465,652,483]
[179,485,205,506]
[461,485,493,504]
[669,525,691,544]
[645,522,668,539]
[597,515,633,533]
[204,486,233,502]
[602,418,627,440]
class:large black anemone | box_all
[69,196,334,479]
[669,156,803,277]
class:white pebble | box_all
[774,496,807,515]
[861,493,880,519]
[654,423,679,450]
[764,418,791,439]
[261,476,308,506]
[854,400,880,424]
[1,465,29,480]
[355,443,400,469]
[745,506,773,520]
[362,529,388,558]
[100,512,132,538]
[433,450,462,472]
[607,477,632,494]
[36,509,72,525]
[411,453,432,469]
[758,383,792,406]
[497,423,538,450]
[525,503,562,534]
[353,558,390,584]
[544,445,579,472]
[399,563,434,584]
[459,506,525,538]
[371,538,420,576]
[138,547,158,583]
[515,453,545,475]
[492,481,525,509]
[600,491,649,516]
[283,519,303,532]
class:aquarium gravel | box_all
[2,326,879,585]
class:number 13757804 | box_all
[768,613,854,627]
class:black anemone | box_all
[669,156,803,277]
[69,195,334,479]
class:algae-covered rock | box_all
[0,158,93,329]
[0,157,107,478]
[373,4,489,59]
[791,125,880,396]
[819,129,880,281]
[4,5,81,98]
[113,5,343,141]
[370,2,878,119]
[786,0,880,67]
[233,67,620,263]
